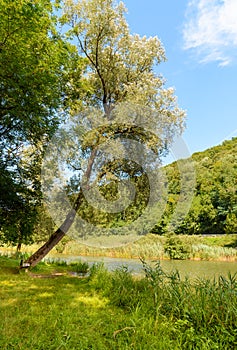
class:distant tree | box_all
[162,138,237,236]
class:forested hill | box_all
[192,137,237,163]
[153,137,237,235]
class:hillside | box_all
[153,137,237,235]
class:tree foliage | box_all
[45,0,186,231]
[155,137,237,235]
[0,0,84,245]
[1,0,64,150]
[22,0,186,266]
[62,0,185,127]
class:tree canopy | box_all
[62,0,185,128]
[153,137,237,235]
[0,0,84,245]
[21,0,186,267]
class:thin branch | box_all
[75,27,108,112]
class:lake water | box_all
[47,255,237,280]
[1,248,236,279]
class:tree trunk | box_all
[22,210,75,267]
[16,242,22,253]
[22,190,84,268]
[21,148,98,268]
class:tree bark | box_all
[16,242,22,253]
[22,148,98,268]
[22,192,83,267]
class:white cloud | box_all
[183,0,237,66]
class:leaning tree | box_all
[23,0,186,267]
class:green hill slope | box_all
[153,137,237,235]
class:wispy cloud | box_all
[183,0,237,66]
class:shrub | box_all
[164,233,191,259]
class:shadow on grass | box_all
[0,266,20,275]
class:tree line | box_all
[152,137,237,236]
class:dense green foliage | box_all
[67,137,237,237]
[41,0,185,235]
[1,0,185,254]
[0,0,60,244]
[0,255,237,349]
[0,0,84,246]
[153,137,237,235]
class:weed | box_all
[69,261,89,274]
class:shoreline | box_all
[1,248,237,263]
[1,233,237,262]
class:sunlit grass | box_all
[0,255,237,349]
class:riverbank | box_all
[0,255,236,349]
[2,234,237,262]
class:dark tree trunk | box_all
[16,242,22,253]
[22,190,84,268]
[21,148,98,268]
[23,210,75,267]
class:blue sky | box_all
[124,0,237,159]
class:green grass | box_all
[0,256,237,349]
[202,234,237,247]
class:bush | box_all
[164,233,191,259]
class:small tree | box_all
[24,0,185,267]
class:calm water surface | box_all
[47,255,237,280]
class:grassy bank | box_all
[0,255,237,349]
[2,234,237,261]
